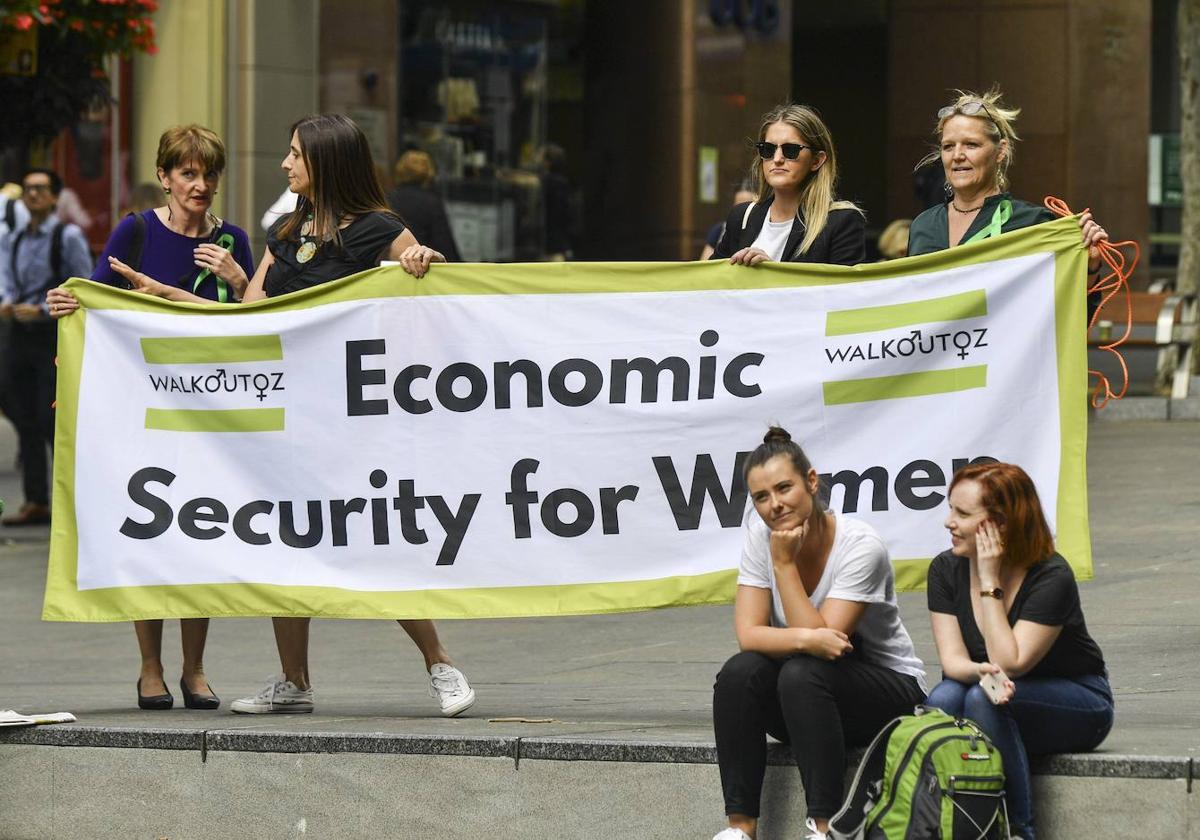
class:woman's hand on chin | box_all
[769,523,807,566]
[729,247,771,267]
[109,256,173,299]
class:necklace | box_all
[297,214,319,263]
[950,200,985,214]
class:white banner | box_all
[46,217,1090,620]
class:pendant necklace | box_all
[297,214,318,263]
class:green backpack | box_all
[829,707,1008,840]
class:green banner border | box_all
[45,216,1090,620]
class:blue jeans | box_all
[926,673,1114,839]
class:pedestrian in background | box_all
[699,181,755,260]
[0,168,92,527]
[711,104,865,267]
[386,149,461,262]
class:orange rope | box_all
[1043,196,1140,409]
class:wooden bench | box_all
[1088,291,1198,398]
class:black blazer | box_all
[385,185,462,262]
[711,198,865,266]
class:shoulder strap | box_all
[10,229,26,300]
[51,221,65,282]
[125,211,147,273]
[740,201,756,231]
[3,197,14,231]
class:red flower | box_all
[14,13,34,30]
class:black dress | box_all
[264,212,406,297]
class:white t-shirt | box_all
[738,509,926,688]
[749,216,793,261]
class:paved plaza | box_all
[1,419,1197,757]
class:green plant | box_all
[0,0,158,150]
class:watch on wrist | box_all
[980,586,1004,599]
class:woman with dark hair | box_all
[710,427,925,840]
[47,124,255,712]
[711,104,864,267]
[85,114,473,718]
[926,463,1113,840]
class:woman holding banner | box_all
[711,104,864,267]
[907,88,1108,269]
[710,427,925,840]
[925,462,1113,840]
[52,114,474,718]
[48,124,254,711]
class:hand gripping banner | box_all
[44,216,1090,621]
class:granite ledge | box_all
[2,727,1193,781]
[0,725,201,750]
[1031,752,1193,780]
[205,730,518,759]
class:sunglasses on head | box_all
[937,100,995,121]
[754,141,819,161]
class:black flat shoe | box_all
[137,677,173,710]
[180,678,220,710]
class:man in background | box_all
[0,168,92,526]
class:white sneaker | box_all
[711,828,753,840]
[803,818,829,840]
[429,662,475,717]
[230,675,314,714]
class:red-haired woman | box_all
[927,463,1113,840]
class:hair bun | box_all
[763,426,792,445]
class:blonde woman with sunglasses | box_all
[711,104,864,267]
[908,88,1108,271]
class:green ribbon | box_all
[962,198,1012,245]
[192,232,236,303]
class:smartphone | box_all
[979,670,1009,704]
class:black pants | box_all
[713,649,925,820]
[0,320,57,506]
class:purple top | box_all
[91,210,255,302]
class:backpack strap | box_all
[125,211,147,272]
[50,220,65,282]
[9,229,24,296]
[740,201,756,231]
[3,197,15,232]
[827,714,909,840]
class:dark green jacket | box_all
[907,192,1054,256]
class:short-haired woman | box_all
[711,427,925,840]
[92,124,254,302]
[711,104,865,267]
[926,462,1113,840]
[48,124,255,711]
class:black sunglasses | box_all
[755,141,819,161]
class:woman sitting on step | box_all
[925,462,1114,840]
[710,427,926,840]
